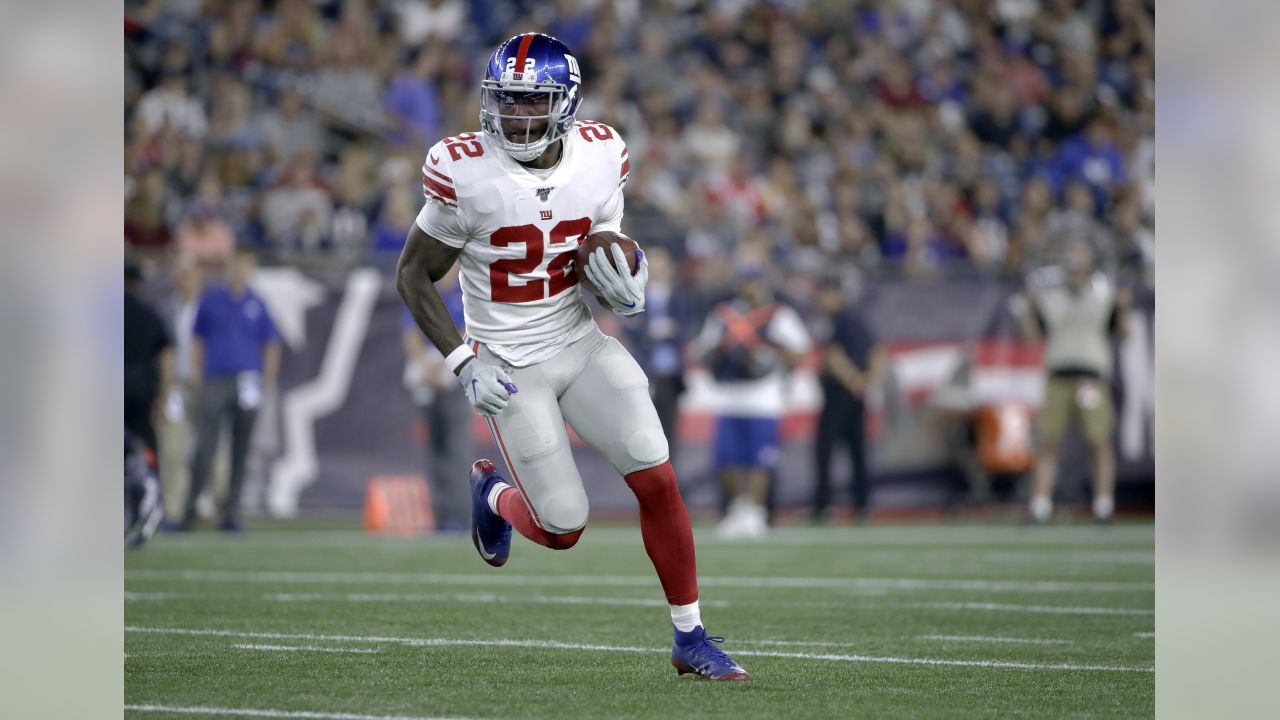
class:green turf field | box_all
[124,522,1154,719]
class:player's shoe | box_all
[671,626,750,681]
[469,459,512,567]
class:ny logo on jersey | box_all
[535,187,554,202]
[540,209,553,221]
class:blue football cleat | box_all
[671,626,750,681]
[469,459,512,567]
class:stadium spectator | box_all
[258,86,327,165]
[124,259,174,453]
[125,166,176,252]
[260,153,333,255]
[401,265,471,532]
[134,69,207,139]
[811,277,885,523]
[693,260,810,539]
[178,246,280,532]
[174,201,235,267]
[1016,240,1129,523]
[384,47,444,152]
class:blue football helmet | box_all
[480,33,583,162]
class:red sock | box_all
[625,461,699,606]
[496,487,582,550]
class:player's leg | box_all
[221,401,258,530]
[741,416,780,536]
[714,417,758,538]
[559,334,696,599]
[476,343,588,550]
[811,399,840,521]
[559,334,749,680]
[181,379,229,528]
[1079,381,1117,521]
[846,400,870,519]
[1031,376,1072,523]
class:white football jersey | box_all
[415,120,631,367]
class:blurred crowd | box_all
[126,0,1155,292]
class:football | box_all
[576,231,639,296]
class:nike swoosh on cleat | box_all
[621,301,636,308]
[474,529,498,560]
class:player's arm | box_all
[824,345,867,395]
[585,140,648,316]
[766,306,811,370]
[397,221,517,417]
[396,223,465,360]
[1010,288,1043,341]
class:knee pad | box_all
[537,491,589,535]
[625,425,669,471]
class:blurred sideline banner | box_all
[244,270,1153,518]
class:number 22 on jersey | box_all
[489,218,591,303]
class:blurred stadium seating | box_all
[124,0,1154,520]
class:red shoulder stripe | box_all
[423,164,454,186]
[423,175,458,202]
[422,183,458,208]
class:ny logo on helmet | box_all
[535,187,553,202]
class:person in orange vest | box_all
[693,262,810,539]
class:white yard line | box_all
[909,602,1153,616]
[124,589,1146,615]
[739,639,865,648]
[144,526,1153,549]
[125,569,1152,594]
[918,634,1074,646]
[263,591,730,608]
[124,590,729,608]
[125,704,472,720]
[1133,632,1155,639]
[232,644,382,654]
[981,551,1154,565]
[124,626,1153,673]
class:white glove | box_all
[583,244,647,316]
[457,357,518,417]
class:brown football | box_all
[576,231,639,296]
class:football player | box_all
[396,33,748,681]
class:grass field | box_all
[124,521,1154,719]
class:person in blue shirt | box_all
[1049,118,1127,210]
[175,246,281,532]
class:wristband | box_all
[445,344,477,375]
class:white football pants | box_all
[474,327,669,533]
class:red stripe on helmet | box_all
[513,33,535,79]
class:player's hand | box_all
[584,245,647,316]
[457,358,518,417]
